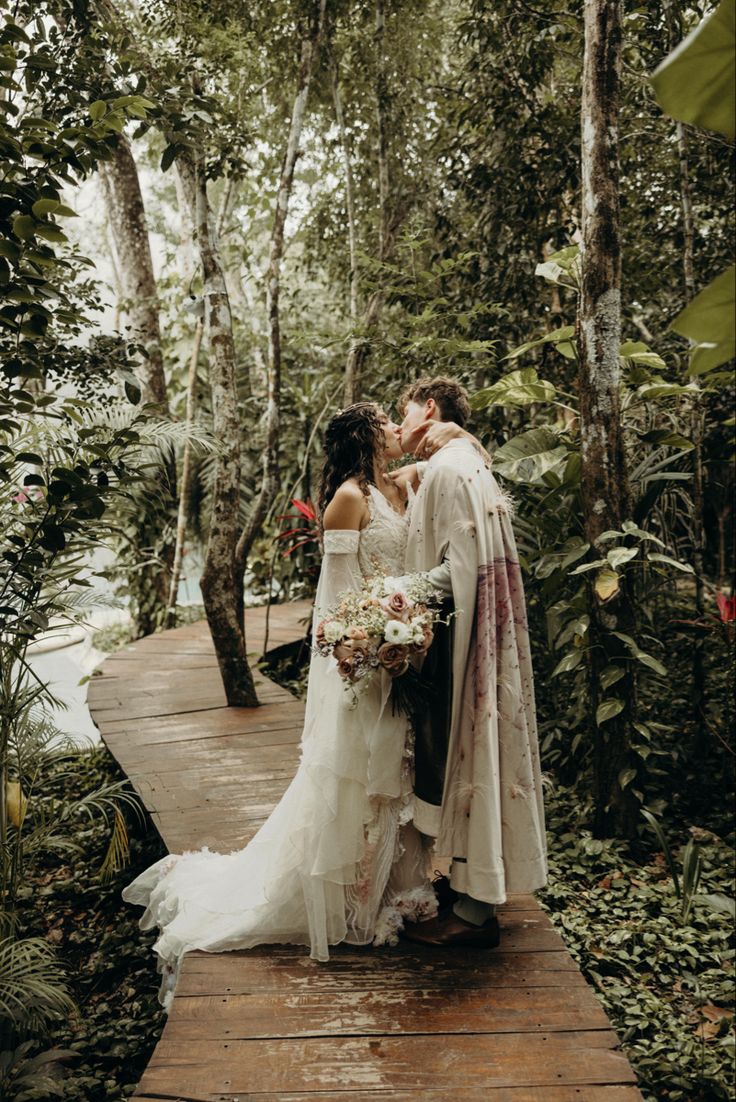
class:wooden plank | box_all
[166,984,610,1038]
[134,1090,642,1102]
[174,954,586,998]
[137,1032,636,1096]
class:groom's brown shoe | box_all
[401,910,500,948]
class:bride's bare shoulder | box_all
[322,478,370,531]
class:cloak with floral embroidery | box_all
[405,438,548,904]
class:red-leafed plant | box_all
[276,498,320,559]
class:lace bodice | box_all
[358,484,409,578]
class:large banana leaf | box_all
[670,264,736,376]
[651,0,735,140]
[472,368,556,410]
[493,427,569,484]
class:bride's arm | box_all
[416,421,492,466]
[314,482,369,628]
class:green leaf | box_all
[646,552,695,572]
[638,429,693,450]
[611,631,667,675]
[606,546,638,569]
[503,326,575,361]
[569,558,608,575]
[600,664,625,690]
[551,650,584,677]
[620,521,665,546]
[619,341,667,371]
[0,239,20,261]
[160,144,179,172]
[651,0,735,139]
[596,698,624,725]
[472,368,556,409]
[618,767,637,790]
[698,892,736,917]
[89,99,107,121]
[12,215,36,241]
[672,264,735,375]
[31,198,60,218]
[492,427,569,484]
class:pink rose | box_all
[377,642,410,676]
[381,591,411,622]
[347,626,368,640]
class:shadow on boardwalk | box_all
[88,602,643,1101]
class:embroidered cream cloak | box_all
[405,438,548,904]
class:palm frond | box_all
[98,806,130,881]
[0,937,75,1030]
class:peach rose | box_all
[335,638,371,663]
[347,626,368,640]
[377,642,410,676]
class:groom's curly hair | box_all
[317,402,384,522]
[398,375,471,427]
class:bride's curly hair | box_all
[317,402,384,522]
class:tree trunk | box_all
[234,0,326,586]
[675,120,708,741]
[166,180,235,629]
[179,152,258,706]
[342,0,395,402]
[99,134,175,638]
[165,316,203,628]
[332,60,361,406]
[99,137,168,409]
[579,0,638,838]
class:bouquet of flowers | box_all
[315,572,447,710]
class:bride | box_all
[123,402,438,1006]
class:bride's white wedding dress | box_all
[123,485,435,1006]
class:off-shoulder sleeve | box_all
[322,529,360,554]
[313,529,363,631]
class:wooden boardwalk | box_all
[88,603,643,1101]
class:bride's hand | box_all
[415,420,464,459]
[389,464,419,495]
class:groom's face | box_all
[399,399,435,455]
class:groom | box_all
[396,376,548,947]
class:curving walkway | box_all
[88,602,643,1101]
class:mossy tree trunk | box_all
[179,151,259,707]
[99,135,176,638]
[579,0,639,839]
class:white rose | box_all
[385,619,413,645]
[323,620,346,644]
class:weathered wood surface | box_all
[88,605,643,1100]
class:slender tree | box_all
[234,0,327,579]
[332,58,360,405]
[675,118,708,741]
[178,148,258,706]
[341,0,397,403]
[99,134,176,637]
[579,0,638,838]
